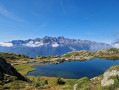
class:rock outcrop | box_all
[101,69,119,86]
[0,57,27,81]
[90,77,100,81]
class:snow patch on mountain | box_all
[23,41,43,47]
[0,42,13,47]
[52,43,59,47]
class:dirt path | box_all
[73,84,77,90]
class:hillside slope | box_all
[0,57,27,81]
[62,48,119,60]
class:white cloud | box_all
[69,47,76,51]
[23,41,44,47]
[59,0,65,14]
[0,42,13,47]
[0,5,24,22]
[52,43,59,47]
[112,43,119,48]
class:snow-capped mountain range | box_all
[0,36,118,57]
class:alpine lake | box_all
[27,58,119,79]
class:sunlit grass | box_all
[14,64,44,75]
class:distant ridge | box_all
[0,36,114,57]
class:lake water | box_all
[27,58,119,79]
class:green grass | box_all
[3,80,27,90]
[14,64,44,75]
[62,79,77,90]
[108,65,119,71]
[108,75,117,80]
[76,77,91,90]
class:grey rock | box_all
[101,70,119,86]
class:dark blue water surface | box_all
[27,58,119,79]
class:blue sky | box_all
[0,0,119,43]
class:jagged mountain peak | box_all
[10,36,94,46]
[0,36,113,57]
